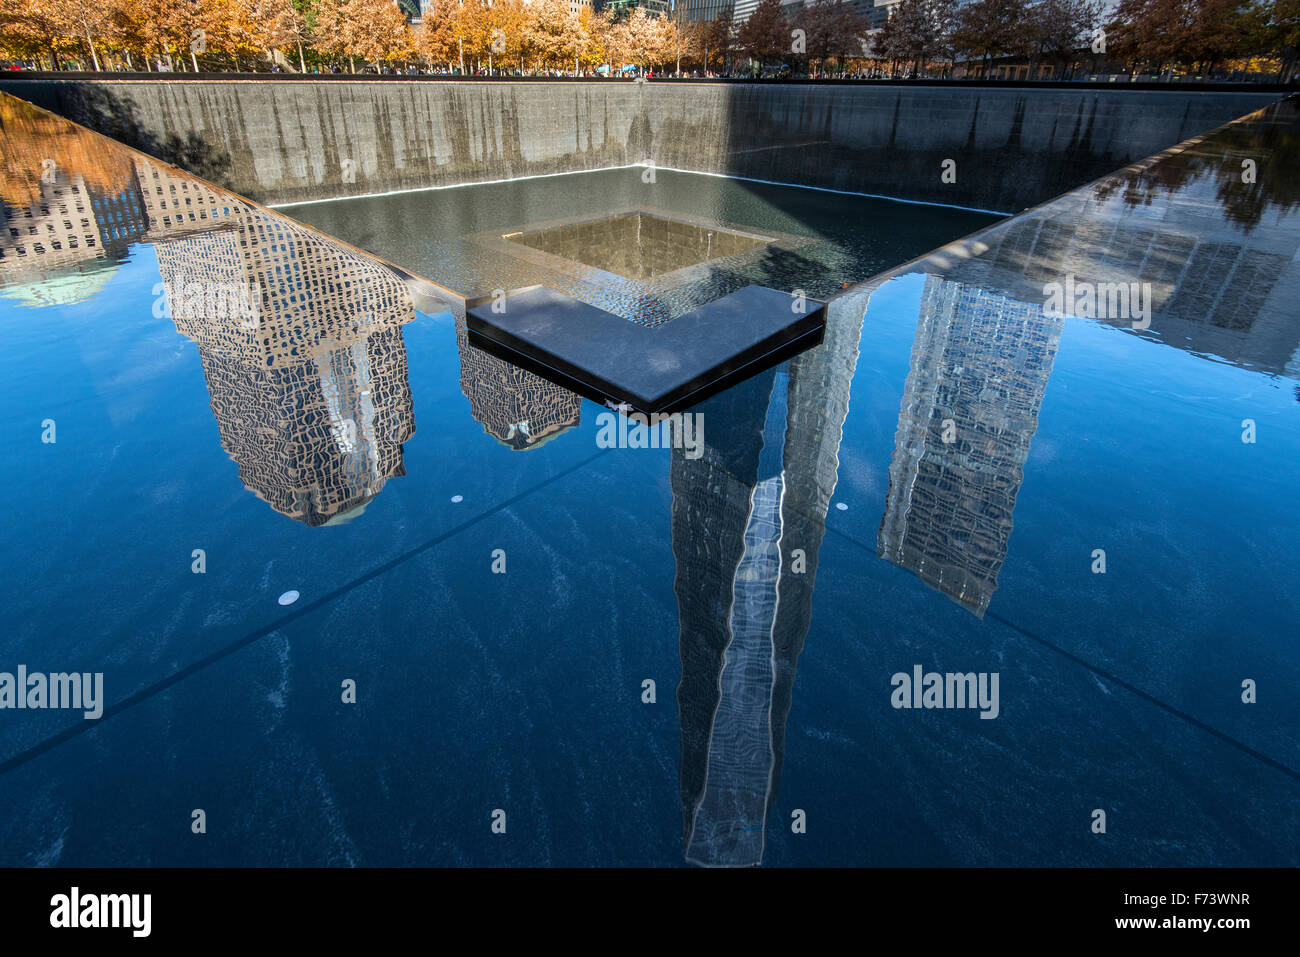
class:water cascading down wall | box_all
[0,79,1283,211]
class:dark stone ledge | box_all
[466,284,826,414]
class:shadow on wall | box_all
[655,85,1285,214]
[0,80,651,205]
[711,88,1113,212]
[40,83,236,190]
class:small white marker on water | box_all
[450,495,463,503]
[278,590,300,606]
[835,502,848,511]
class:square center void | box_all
[503,212,770,281]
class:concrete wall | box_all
[1,79,1281,210]
[651,84,1283,210]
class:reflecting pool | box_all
[0,92,1297,867]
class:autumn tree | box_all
[596,8,629,70]
[45,0,122,70]
[0,0,72,67]
[0,0,61,66]
[1107,0,1254,75]
[414,0,458,68]
[701,9,734,72]
[312,0,409,71]
[1028,0,1101,76]
[737,0,789,70]
[127,0,228,71]
[619,8,664,72]
[1257,0,1300,79]
[951,0,1031,74]
[260,0,313,71]
[793,0,866,75]
[642,7,677,71]
[453,0,493,72]
[1,0,1280,76]
[226,0,274,68]
[523,0,577,71]
[484,0,525,72]
[443,0,480,72]
[346,0,411,70]
[666,11,700,73]
[875,0,958,74]
[313,0,349,66]
[572,5,601,70]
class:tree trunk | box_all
[84,30,101,71]
[298,41,306,73]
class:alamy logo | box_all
[1043,275,1152,330]
[152,280,262,327]
[890,665,1000,719]
[50,887,151,937]
[595,411,703,460]
[0,666,103,719]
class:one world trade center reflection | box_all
[671,291,866,866]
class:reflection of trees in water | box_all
[0,99,137,210]
[1093,103,1300,232]
[748,244,837,299]
[1202,119,1300,231]
[1092,155,1195,211]
[28,84,236,192]
[685,244,839,315]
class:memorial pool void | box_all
[0,89,1297,867]
[281,169,1001,324]
[504,211,770,281]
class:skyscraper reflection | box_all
[143,161,418,526]
[0,104,424,526]
[454,319,581,450]
[878,276,1062,618]
[671,289,867,866]
[943,155,1300,381]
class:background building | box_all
[600,0,672,17]
[864,0,897,29]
